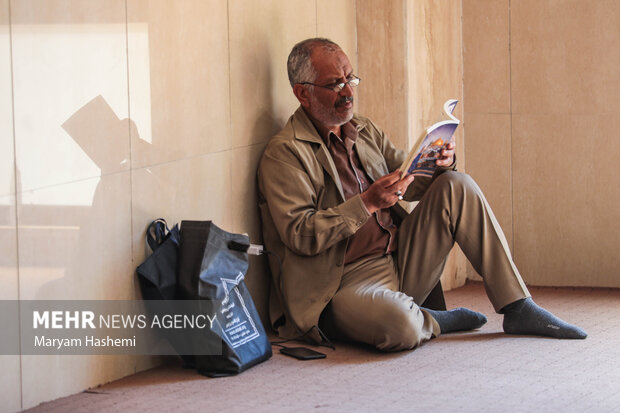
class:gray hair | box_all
[287,38,341,87]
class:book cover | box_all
[399,99,460,178]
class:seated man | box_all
[257,37,586,351]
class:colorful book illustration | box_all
[399,99,460,178]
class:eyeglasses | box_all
[298,75,361,93]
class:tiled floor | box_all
[22,282,620,413]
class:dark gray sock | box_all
[423,307,487,334]
[502,298,587,339]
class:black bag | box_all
[178,220,272,377]
[136,219,197,364]
[136,219,180,301]
[136,219,271,376]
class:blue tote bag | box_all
[177,220,272,377]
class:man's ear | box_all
[293,84,311,109]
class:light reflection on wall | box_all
[0,28,13,205]
[4,21,151,300]
[127,23,152,146]
[10,23,151,207]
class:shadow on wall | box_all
[19,95,145,301]
[55,91,277,324]
[8,95,148,301]
[17,26,297,319]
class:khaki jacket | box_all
[257,107,444,344]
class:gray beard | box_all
[308,94,354,127]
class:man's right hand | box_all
[360,170,415,215]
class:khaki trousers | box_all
[321,171,530,351]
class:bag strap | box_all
[146,218,169,252]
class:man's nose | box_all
[339,82,354,96]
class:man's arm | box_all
[258,141,371,257]
[360,170,414,214]
[363,117,457,202]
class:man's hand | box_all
[436,142,455,167]
[360,170,415,215]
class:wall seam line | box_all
[508,0,515,253]
[123,0,138,373]
[460,0,465,171]
[7,0,24,409]
[403,0,410,152]
[353,0,358,83]
[226,0,234,230]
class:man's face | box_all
[305,48,355,128]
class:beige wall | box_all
[7,0,616,410]
[1,1,466,408]
[1,0,357,410]
[407,0,468,290]
[2,0,465,408]
[1,0,21,411]
[357,0,468,290]
[463,0,620,287]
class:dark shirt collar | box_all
[330,122,358,153]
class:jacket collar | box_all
[290,106,323,144]
[290,106,368,201]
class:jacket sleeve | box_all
[258,140,370,257]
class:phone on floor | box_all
[279,346,326,360]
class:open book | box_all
[399,99,460,178]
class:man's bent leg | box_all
[397,171,585,339]
[322,255,440,352]
[398,171,530,312]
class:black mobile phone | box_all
[279,346,326,360]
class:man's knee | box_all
[373,297,434,352]
[431,171,483,202]
[329,291,433,351]
[436,170,477,190]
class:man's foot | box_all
[423,307,487,334]
[502,298,587,339]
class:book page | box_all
[399,99,460,178]
[405,123,458,178]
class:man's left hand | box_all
[436,142,455,167]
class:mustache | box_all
[335,96,354,107]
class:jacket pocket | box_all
[364,159,389,181]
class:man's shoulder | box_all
[264,109,318,151]
[260,113,316,171]
[264,119,310,154]
[266,119,296,147]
